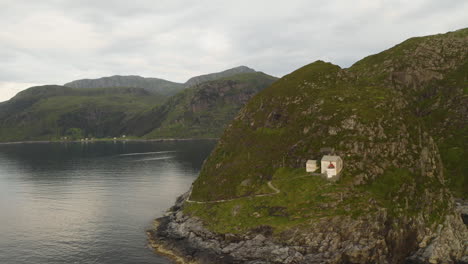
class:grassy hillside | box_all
[184,28,467,249]
[190,61,426,200]
[190,29,467,202]
[348,28,468,198]
[125,72,278,139]
[0,70,278,143]
[0,86,163,141]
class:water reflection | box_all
[0,140,216,264]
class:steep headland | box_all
[149,28,468,263]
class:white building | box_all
[321,155,343,178]
[306,160,318,172]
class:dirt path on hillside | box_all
[186,180,280,204]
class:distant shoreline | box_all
[0,138,218,145]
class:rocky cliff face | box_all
[187,80,256,113]
[126,72,277,139]
[150,195,467,264]
[150,29,468,263]
[349,29,468,198]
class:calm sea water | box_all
[0,140,216,264]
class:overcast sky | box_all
[0,0,467,102]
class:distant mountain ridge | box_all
[63,66,258,96]
[64,75,184,96]
[125,72,278,138]
[0,66,278,142]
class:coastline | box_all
[147,220,199,264]
[0,138,218,145]
[148,192,468,264]
[146,193,242,264]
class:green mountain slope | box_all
[184,66,256,87]
[192,28,468,200]
[180,29,467,263]
[64,75,185,96]
[0,85,163,141]
[0,68,278,142]
[125,72,278,139]
[63,66,259,97]
[347,29,468,198]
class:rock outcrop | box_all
[150,193,467,264]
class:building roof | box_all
[306,160,317,164]
[328,162,335,169]
[321,155,341,162]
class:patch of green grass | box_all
[186,168,448,235]
[365,168,413,202]
[254,127,285,136]
[360,168,448,224]
[185,167,372,234]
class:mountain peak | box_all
[184,66,256,87]
[230,65,256,71]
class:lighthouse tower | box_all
[321,155,343,179]
[326,162,336,178]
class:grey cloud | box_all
[0,0,467,102]
[398,0,467,21]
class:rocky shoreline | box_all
[148,193,468,264]
[455,199,468,226]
